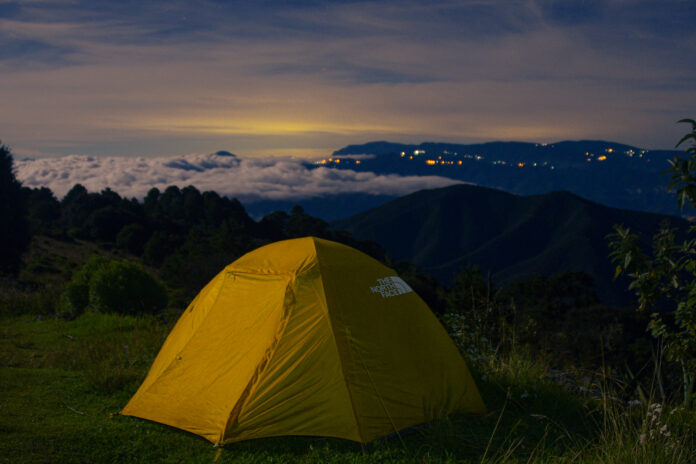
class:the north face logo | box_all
[370,276,413,298]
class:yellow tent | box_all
[122,237,485,444]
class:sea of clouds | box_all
[15,152,462,202]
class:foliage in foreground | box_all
[609,119,696,408]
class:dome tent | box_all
[122,237,485,444]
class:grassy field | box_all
[0,236,693,463]
[2,309,694,464]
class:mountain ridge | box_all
[322,139,684,217]
[332,184,688,305]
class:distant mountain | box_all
[243,193,398,221]
[332,184,688,305]
[319,140,685,216]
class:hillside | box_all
[322,140,685,217]
[333,184,688,305]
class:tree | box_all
[609,119,696,408]
[116,223,151,255]
[0,142,30,275]
[22,186,61,235]
[286,205,328,238]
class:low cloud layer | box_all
[15,152,462,202]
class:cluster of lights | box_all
[420,156,556,169]
[426,160,461,165]
[315,158,360,165]
[319,144,654,171]
[585,148,618,162]
[586,147,649,161]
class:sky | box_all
[2,0,696,159]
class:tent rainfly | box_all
[121,237,486,444]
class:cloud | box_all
[14,151,463,201]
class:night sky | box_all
[2,0,695,158]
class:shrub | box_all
[59,255,167,316]
[57,255,110,317]
[89,260,168,315]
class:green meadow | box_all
[2,286,694,463]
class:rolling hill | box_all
[332,184,688,305]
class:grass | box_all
[1,311,694,463]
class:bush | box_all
[59,255,167,316]
[89,260,168,315]
[58,255,110,317]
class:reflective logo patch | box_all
[370,276,413,298]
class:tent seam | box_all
[313,238,366,443]
[219,274,296,444]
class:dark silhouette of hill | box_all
[243,193,397,221]
[333,184,688,305]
